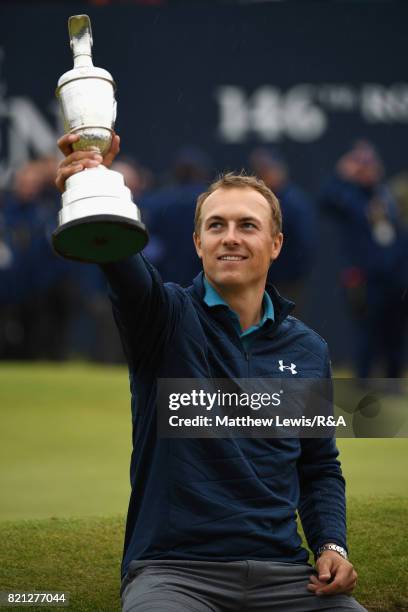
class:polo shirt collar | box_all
[190,272,295,330]
[203,276,274,333]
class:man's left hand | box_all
[307,551,358,596]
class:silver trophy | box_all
[52,14,148,263]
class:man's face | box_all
[193,187,283,291]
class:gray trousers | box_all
[121,560,367,612]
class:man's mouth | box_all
[217,255,248,261]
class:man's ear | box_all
[193,232,202,259]
[271,232,283,263]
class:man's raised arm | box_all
[55,134,181,369]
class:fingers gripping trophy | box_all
[52,15,148,263]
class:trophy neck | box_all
[73,55,93,68]
[69,15,94,69]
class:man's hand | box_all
[55,132,120,193]
[307,551,358,596]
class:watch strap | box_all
[317,543,348,560]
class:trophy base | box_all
[52,166,148,263]
[52,214,148,263]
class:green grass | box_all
[345,498,408,611]
[0,516,124,612]
[1,363,408,611]
[0,363,131,520]
[337,438,408,497]
[0,499,406,611]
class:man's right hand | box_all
[55,133,120,193]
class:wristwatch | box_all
[317,543,348,560]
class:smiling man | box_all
[56,135,366,612]
[193,179,283,333]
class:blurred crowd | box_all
[0,140,407,377]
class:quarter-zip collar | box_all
[190,272,295,336]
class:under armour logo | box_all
[278,360,297,375]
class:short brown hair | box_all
[194,172,282,235]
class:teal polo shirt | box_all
[203,277,274,351]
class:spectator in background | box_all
[389,170,408,228]
[141,146,211,286]
[0,157,78,360]
[111,156,154,202]
[249,147,316,316]
[320,141,408,379]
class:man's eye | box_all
[209,222,222,229]
[242,222,256,229]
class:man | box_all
[320,140,408,379]
[56,134,365,612]
[249,146,316,317]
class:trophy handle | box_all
[69,15,93,67]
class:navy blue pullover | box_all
[102,255,347,579]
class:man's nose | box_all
[222,223,240,245]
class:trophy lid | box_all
[57,66,115,92]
